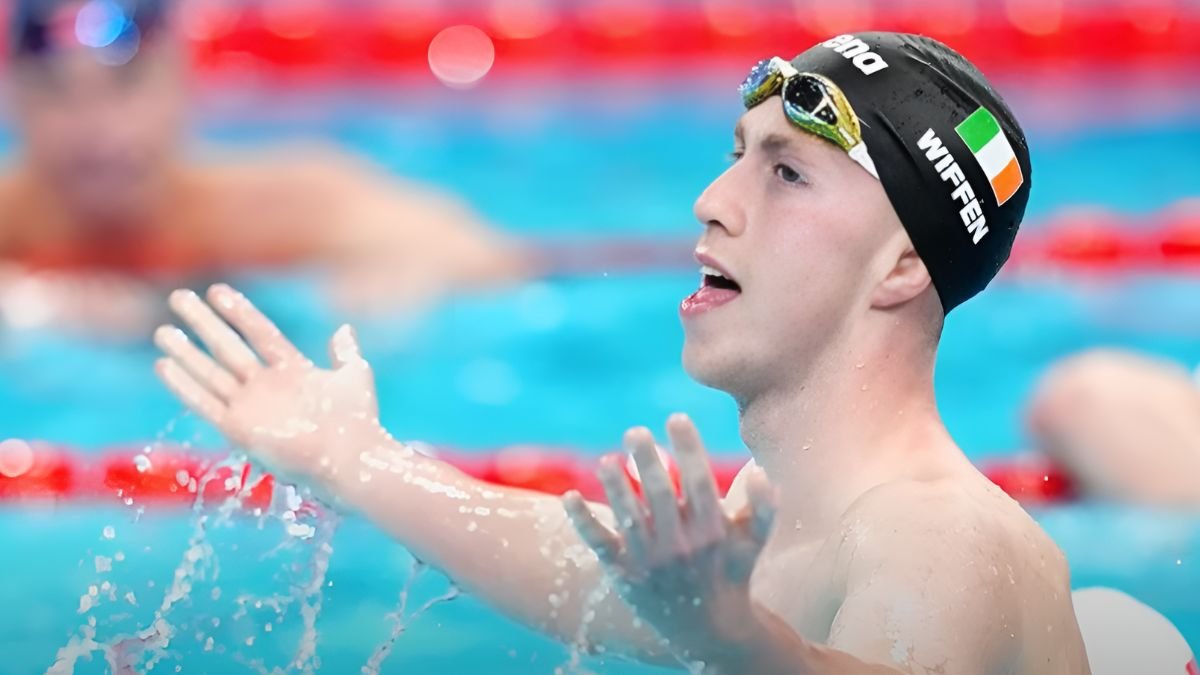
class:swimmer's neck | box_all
[738,334,965,535]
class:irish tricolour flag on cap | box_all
[955,106,1023,207]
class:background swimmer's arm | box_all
[270,149,536,313]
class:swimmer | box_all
[0,0,531,336]
[155,33,1144,673]
[1027,348,1200,509]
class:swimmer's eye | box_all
[727,150,744,163]
[774,163,807,185]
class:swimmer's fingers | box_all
[168,289,261,380]
[626,428,684,545]
[598,455,649,562]
[155,358,227,426]
[154,325,239,401]
[206,284,305,366]
[562,490,622,565]
[666,414,723,533]
[742,468,778,548]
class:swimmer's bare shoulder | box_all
[824,477,1089,674]
[728,463,1090,674]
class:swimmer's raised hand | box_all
[154,284,385,483]
[563,415,808,672]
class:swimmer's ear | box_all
[870,246,933,310]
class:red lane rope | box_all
[1008,203,1200,274]
[182,5,1200,80]
[0,444,1075,509]
[2,3,1196,81]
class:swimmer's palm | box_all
[224,338,379,476]
[155,285,383,481]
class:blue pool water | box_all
[1,83,1199,672]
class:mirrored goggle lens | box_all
[784,76,838,126]
[740,58,783,109]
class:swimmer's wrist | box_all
[321,422,433,495]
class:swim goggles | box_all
[739,56,879,180]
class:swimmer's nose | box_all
[693,171,745,237]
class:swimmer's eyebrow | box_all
[735,123,818,167]
[759,132,800,156]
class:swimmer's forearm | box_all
[320,431,670,660]
[697,604,903,675]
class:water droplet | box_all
[466,521,479,533]
[203,637,214,651]
[265,623,273,632]
[692,597,702,607]
[175,470,190,487]
[285,486,302,512]
[245,636,255,647]
[286,523,316,540]
[133,455,152,473]
[102,526,116,540]
[94,556,112,573]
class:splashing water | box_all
[361,558,462,675]
[555,572,614,675]
[290,509,339,673]
[47,440,341,674]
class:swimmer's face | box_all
[683,99,905,400]
[10,42,185,224]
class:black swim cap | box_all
[780,32,1032,313]
[9,0,169,61]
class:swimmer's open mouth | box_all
[701,265,741,292]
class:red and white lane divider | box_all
[100,2,1200,81]
[0,439,1075,509]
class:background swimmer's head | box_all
[683,33,1031,401]
[7,0,185,226]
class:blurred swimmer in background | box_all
[1027,348,1200,509]
[0,0,532,338]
